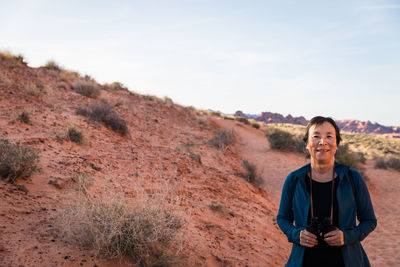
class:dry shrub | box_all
[242,159,257,183]
[0,139,40,183]
[374,158,387,169]
[22,83,46,97]
[103,82,128,91]
[163,96,174,107]
[76,101,128,136]
[266,129,295,151]
[0,51,14,60]
[387,157,400,171]
[208,130,236,150]
[62,190,183,266]
[67,127,83,144]
[72,80,101,98]
[71,172,94,195]
[336,144,367,178]
[59,70,80,83]
[42,60,62,71]
[251,123,260,129]
[235,117,250,125]
[18,111,31,124]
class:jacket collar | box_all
[296,161,350,181]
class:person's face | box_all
[306,122,338,163]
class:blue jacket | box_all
[277,162,377,267]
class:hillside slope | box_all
[0,54,285,266]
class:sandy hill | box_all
[1,53,399,266]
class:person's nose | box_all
[319,137,327,145]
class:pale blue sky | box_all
[1,0,399,126]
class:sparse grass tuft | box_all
[67,127,83,144]
[62,191,182,266]
[0,139,40,183]
[18,111,31,124]
[251,123,260,129]
[208,130,235,150]
[72,80,101,98]
[77,101,128,135]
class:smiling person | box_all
[277,116,377,267]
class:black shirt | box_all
[303,175,345,267]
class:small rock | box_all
[16,185,28,193]
[64,255,70,259]
[229,211,235,217]
[48,180,63,189]
[89,163,101,171]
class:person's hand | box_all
[300,229,318,247]
[324,229,344,246]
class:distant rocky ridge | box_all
[233,111,400,135]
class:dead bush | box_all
[0,139,40,183]
[72,80,101,98]
[76,101,128,136]
[62,192,183,266]
[208,130,235,150]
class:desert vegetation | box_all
[103,81,128,91]
[208,130,236,150]
[375,157,400,171]
[0,139,40,183]
[42,60,62,71]
[242,159,258,184]
[265,128,300,152]
[18,111,31,124]
[71,80,101,98]
[76,101,128,135]
[22,83,46,97]
[66,127,84,144]
[62,181,183,266]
